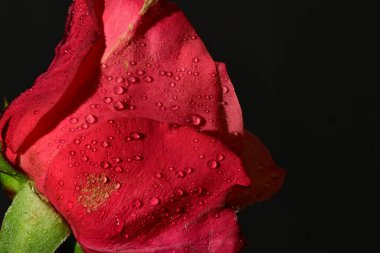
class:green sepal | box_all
[3,97,8,109]
[140,0,159,15]
[74,242,84,253]
[0,182,70,253]
[0,143,28,195]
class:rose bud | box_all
[0,0,285,252]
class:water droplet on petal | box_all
[113,101,127,111]
[176,171,185,178]
[186,114,204,126]
[101,161,111,169]
[174,188,184,196]
[114,86,126,95]
[171,105,180,111]
[101,141,110,147]
[113,157,122,163]
[127,76,139,83]
[192,58,199,63]
[150,197,160,206]
[73,139,81,145]
[144,76,153,83]
[155,172,163,178]
[58,180,64,186]
[134,154,143,161]
[216,154,225,161]
[100,176,109,184]
[186,167,194,174]
[132,199,142,208]
[116,77,125,83]
[85,114,98,124]
[68,201,74,209]
[137,69,146,75]
[103,97,113,104]
[130,132,143,140]
[115,182,121,190]
[70,117,79,124]
[208,160,220,169]
[222,86,229,94]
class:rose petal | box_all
[83,208,243,253]
[96,1,223,133]
[18,0,228,186]
[212,62,245,155]
[43,118,249,251]
[0,0,102,162]
[216,62,243,135]
[228,130,285,208]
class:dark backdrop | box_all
[0,1,375,252]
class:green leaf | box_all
[0,183,70,253]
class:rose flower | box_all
[0,0,285,252]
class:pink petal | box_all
[228,130,285,208]
[43,118,249,251]
[0,0,102,160]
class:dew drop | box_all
[144,76,153,83]
[101,175,110,184]
[115,182,121,190]
[171,105,180,111]
[113,157,122,163]
[150,197,160,206]
[192,58,199,63]
[216,154,225,161]
[81,156,89,162]
[58,180,64,186]
[68,201,74,209]
[174,188,184,196]
[176,171,185,178]
[115,166,123,172]
[101,161,111,169]
[155,172,163,178]
[127,76,139,83]
[186,114,204,126]
[113,101,127,111]
[101,141,110,147]
[132,199,142,208]
[85,114,98,124]
[185,167,194,174]
[114,86,126,95]
[130,132,143,140]
[222,86,229,94]
[70,117,79,124]
[208,160,220,169]
[103,97,113,104]
[115,76,125,84]
[136,69,145,75]
[133,154,143,161]
[73,139,81,145]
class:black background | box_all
[0,0,375,252]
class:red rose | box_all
[0,0,285,252]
